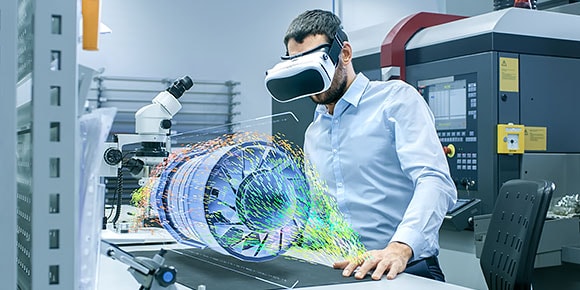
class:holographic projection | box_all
[135,132,366,264]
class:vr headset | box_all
[265,30,347,103]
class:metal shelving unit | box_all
[15,0,79,289]
[0,0,18,288]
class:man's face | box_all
[287,34,347,105]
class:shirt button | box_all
[332,149,337,154]
[334,119,339,124]
[337,182,343,187]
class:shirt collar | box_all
[314,73,369,115]
[342,73,368,108]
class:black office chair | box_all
[480,179,554,290]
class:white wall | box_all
[443,0,493,16]
[339,0,444,31]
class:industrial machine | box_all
[378,7,580,282]
[400,8,580,217]
[344,8,580,232]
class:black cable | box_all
[105,150,136,223]
[111,167,123,228]
[106,180,117,220]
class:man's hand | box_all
[333,242,413,280]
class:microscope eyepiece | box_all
[167,76,194,99]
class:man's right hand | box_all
[333,241,412,280]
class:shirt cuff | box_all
[390,227,425,262]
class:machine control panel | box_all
[418,73,478,191]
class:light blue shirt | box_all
[304,73,457,261]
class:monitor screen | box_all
[425,79,467,131]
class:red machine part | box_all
[380,12,466,81]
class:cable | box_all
[111,167,123,228]
[104,150,136,224]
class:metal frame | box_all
[0,0,18,288]
[17,0,79,289]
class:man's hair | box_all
[284,9,347,46]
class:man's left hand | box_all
[333,242,413,280]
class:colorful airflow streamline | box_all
[137,132,367,263]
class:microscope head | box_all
[136,76,194,135]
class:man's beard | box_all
[310,64,347,105]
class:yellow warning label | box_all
[524,126,547,151]
[499,57,519,92]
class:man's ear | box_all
[341,41,353,64]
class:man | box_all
[275,9,457,281]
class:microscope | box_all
[100,76,193,227]
[101,75,193,181]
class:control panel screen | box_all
[419,74,478,192]
[426,80,467,131]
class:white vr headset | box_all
[265,30,347,103]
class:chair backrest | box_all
[479,179,554,290]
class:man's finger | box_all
[371,260,389,280]
[385,263,401,280]
[354,259,375,280]
[332,260,349,269]
[340,262,358,277]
